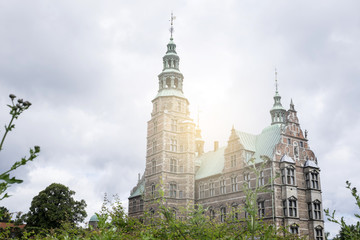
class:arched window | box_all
[290,224,299,235]
[151,184,156,198]
[220,207,226,222]
[315,226,323,240]
[166,78,171,88]
[308,200,322,220]
[174,78,178,88]
[209,208,215,220]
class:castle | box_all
[128,20,324,239]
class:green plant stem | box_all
[0,114,16,151]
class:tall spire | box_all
[169,12,176,40]
[155,13,185,99]
[270,69,286,125]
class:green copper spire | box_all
[155,13,185,99]
[270,69,286,125]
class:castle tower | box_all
[143,14,196,215]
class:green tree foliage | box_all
[0,206,11,222]
[26,183,87,229]
[325,181,360,240]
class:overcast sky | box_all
[0,0,359,237]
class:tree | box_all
[26,183,87,229]
[325,181,360,240]
[0,207,11,222]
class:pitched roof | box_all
[129,179,145,198]
[195,124,282,179]
[195,147,225,180]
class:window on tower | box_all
[258,171,265,186]
[244,173,251,188]
[170,139,177,152]
[171,119,177,131]
[199,184,205,199]
[231,176,237,192]
[220,179,226,194]
[305,171,319,189]
[283,197,298,217]
[170,159,177,173]
[209,182,215,197]
[170,183,177,198]
[281,167,295,185]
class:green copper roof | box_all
[195,147,225,180]
[129,180,145,198]
[251,124,282,163]
[89,214,99,222]
[235,131,257,152]
[155,89,186,99]
[195,124,282,179]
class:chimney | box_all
[214,141,219,151]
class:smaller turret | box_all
[270,69,286,125]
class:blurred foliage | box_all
[325,181,360,240]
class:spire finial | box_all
[275,68,278,94]
[169,12,176,40]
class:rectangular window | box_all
[199,185,205,199]
[170,159,177,172]
[289,199,297,217]
[287,168,295,185]
[308,203,313,219]
[314,202,321,220]
[287,138,291,144]
[231,177,237,192]
[244,173,251,188]
[170,139,177,152]
[170,183,177,198]
[300,141,304,148]
[171,119,177,132]
[258,201,265,217]
[179,191,183,199]
[209,182,215,197]
[315,228,323,240]
[220,179,226,194]
[220,207,226,222]
[311,173,319,189]
[258,171,265,186]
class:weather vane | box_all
[275,67,278,93]
[169,12,176,39]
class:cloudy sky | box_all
[0,0,359,237]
